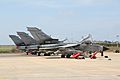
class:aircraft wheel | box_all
[44,53,50,56]
[44,53,47,56]
[34,51,37,55]
[38,52,41,56]
[61,54,65,58]
[115,50,119,53]
[31,52,34,55]
[47,53,51,56]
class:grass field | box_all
[0,45,18,53]
[107,46,120,52]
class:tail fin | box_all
[9,35,25,46]
[27,27,52,43]
[17,32,37,45]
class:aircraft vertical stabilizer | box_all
[27,27,52,43]
[17,32,37,45]
[9,35,25,46]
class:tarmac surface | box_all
[0,52,120,80]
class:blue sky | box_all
[0,0,120,45]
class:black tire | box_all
[61,54,65,58]
[31,52,34,55]
[82,57,85,59]
[105,56,108,58]
[115,50,120,53]
[44,53,47,56]
[47,53,51,56]
[34,51,37,55]
[38,52,41,56]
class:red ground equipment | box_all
[71,52,81,58]
[90,52,97,59]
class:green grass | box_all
[96,43,120,52]
[106,46,120,52]
[0,45,19,53]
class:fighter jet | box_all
[16,31,78,56]
[9,27,108,57]
[9,34,42,55]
